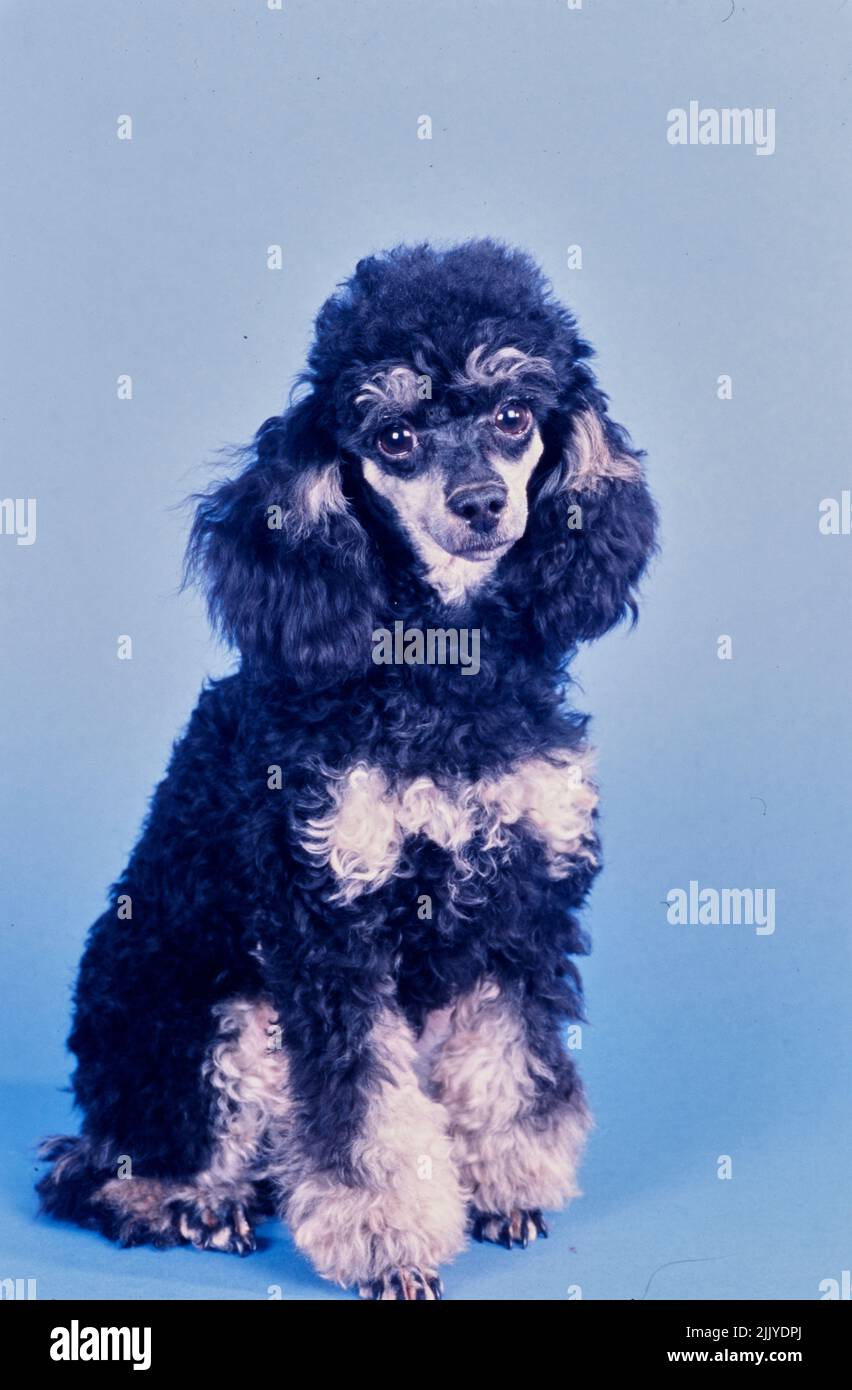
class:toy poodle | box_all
[38,240,657,1299]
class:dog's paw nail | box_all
[359,1267,443,1300]
[471,1206,547,1249]
[174,1199,255,1256]
[530,1208,548,1239]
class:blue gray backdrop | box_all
[1,0,850,1300]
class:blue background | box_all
[1,0,850,1301]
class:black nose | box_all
[447,482,508,533]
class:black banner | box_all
[4,1298,847,1374]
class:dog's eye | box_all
[376,422,417,460]
[494,401,532,436]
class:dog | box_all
[37,240,657,1299]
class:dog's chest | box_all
[299,749,599,904]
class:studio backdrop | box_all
[1,0,850,1302]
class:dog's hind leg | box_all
[430,979,591,1247]
[38,997,291,1254]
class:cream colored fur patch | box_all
[301,749,598,904]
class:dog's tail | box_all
[35,1134,114,1233]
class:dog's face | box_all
[362,404,542,565]
[349,349,561,601]
[188,241,658,684]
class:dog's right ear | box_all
[186,393,385,686]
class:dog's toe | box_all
[359,1268,443,1300]
[470,1207,548,1249]
[174,1198,256,1256]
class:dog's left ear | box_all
[513,387,657,652]
[186,393,385,686]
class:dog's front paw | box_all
[174,1198,257,1256]
[359,1268,443,1300]
[470,1207,548,1249]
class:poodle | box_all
[37,240,657,1299]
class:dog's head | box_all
[188,241,657,685]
